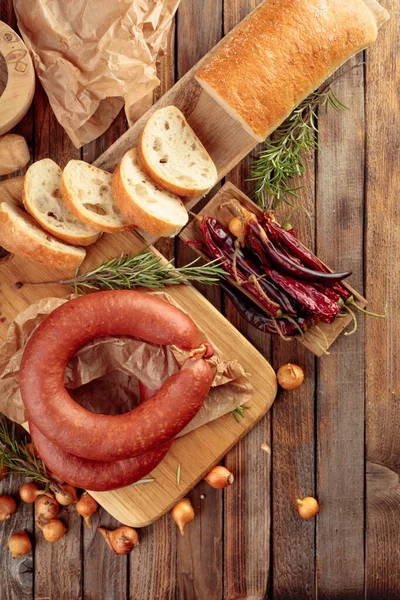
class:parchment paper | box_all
[0,292,253,437]
[13,0,181,147]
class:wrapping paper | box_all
[13,0,181,147]
[0,292,253,437]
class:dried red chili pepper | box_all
[263,213,352,299]
[201,218,282,318]
[221,282,310,337]
[265,268,340,324]
[248,218,352,284]
[205,218,298,316]
[242,232,340,323]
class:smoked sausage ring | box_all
[30,423,173,492]
[20,291,214,462]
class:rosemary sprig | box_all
[231,405,251,422]
[0,418,61,491]
[249,66,363,209]
[22,250,226,294]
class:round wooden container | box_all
[0,21,35,135]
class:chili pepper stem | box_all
[342,304,358,336]
[283,315,305,339]
[281,205,312,231]
[346,297,387,319]
[272,318,292,341]
[314,325,329,350]
[306,332,331,355]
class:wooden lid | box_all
[0,21,35,135]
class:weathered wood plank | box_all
[0,425,33,600]
[130,517,177,600]
[316,57,366,598]
[365,0,400,597]
[271,153,316,598]
[175,486,223,599]
[222,3,271,599]
[32,77,83,600]
[83,508,128,600]
[175,2,223,598]
[223,307,272,600]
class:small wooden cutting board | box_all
[1,230,277,526]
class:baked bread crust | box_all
[0,202,86,270]
[138,106,218,197]
[112,149,188,237]
[23,159,101,246]
[196,0,388,141]
[60,161,135,233]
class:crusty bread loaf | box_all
[0,202,86,270]
[112,148,188,237]
[195,0,389,142]
[60,161,135,233]
[138,106,218,197]
[23,159,101,246]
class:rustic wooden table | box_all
[0,1,399,599]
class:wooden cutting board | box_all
[0,230,277,526]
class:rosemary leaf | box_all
[176,463,181,486]
[250,82,350,210]
[232,409,241,423]
[0,417,59,489]
[23,249,226,294]
[133,478,154,485]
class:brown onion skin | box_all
[171,498,195,535]
[296,497,320,519]
[277,363,304,390]
[0,495,17,521]
[39,519,66,543]
[35,496,59,522]
[8,531,32,558]
[98,526,139,555]
[204,466,234,489]
[76,492,98,528]
[54,484,77,506]
[19,482,52,503]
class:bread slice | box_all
[112,148,189,237]
[0,202,86,270]
[23,159,101,247]
[138,106,218,197]
[60,161,135,233]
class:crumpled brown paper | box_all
[13,0,181,147]
[0,292,253,437]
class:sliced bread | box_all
[112,148,189,237]
[23,159,101,247]
[138,106,218,197]
[60,161,135,233]
[0,202,86,270]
